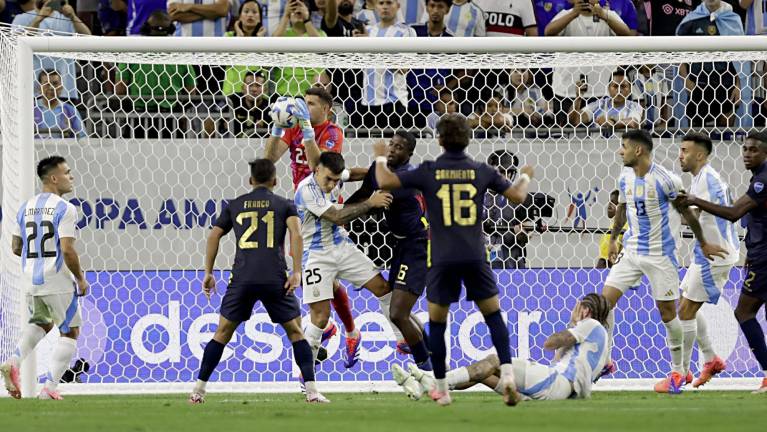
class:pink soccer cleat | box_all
[752,378,767,394]
[37,387,63,400]
[686,370,693,385]
[321,322,338,344]
[429,388,452,406]
[188,391,205,404]
[396,340,411,355]
[343,330,361,368]
[593,360,616,383]
[693,356,726,388]
[654,372,684,394]
[0,362,21,399]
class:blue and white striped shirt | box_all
[12,193,78,296]
[363,23,416,106]
[618,164,683,260]
[263,0,288,35]
[169,0,228,36]
[745,0,767,35]
[445,1,486,37]
[295,175,351,251]
[690,163,740,267]
[553,318,607,399]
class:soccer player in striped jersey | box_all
[264,87,362,368]
[445,0,487,37]
[1,156,88,400]
[395,293,610,403]
[677,131,767,394]
[674,132,737,390]
[601,130,727,394]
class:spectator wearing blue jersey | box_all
[13,0,92,103]
[408,0,452,128]
[444,0,485,36]
[533,0,569,35]
[34,70,86,139]
[99,0,128,35]
[1,0,25,24]
[597,0,639,34]
[740,0,767,34]
[125,0,166,34]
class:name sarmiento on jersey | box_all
[435,169,477,181]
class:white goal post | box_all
[2,33,767,395]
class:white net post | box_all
[2,33,767,394]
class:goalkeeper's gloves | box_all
[290,98,315,142]
[269,96,290,137]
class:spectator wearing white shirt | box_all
[13,0,92,102]
[507,68,551,127]
[356,0,404,24]
[569,68,643,132]
[353,0,416,131]
[473,0,537,36]
[545,0,631,126]
[444,0,486,36]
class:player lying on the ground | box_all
[189,159,328,404]
[343,131,432,371]
[393,293,611,404]
[1,156,88,401]
[264,88,361,367]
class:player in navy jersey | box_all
[677,131,767,394]
[187,159,329,404]
[373,113,535,406]
[344,131,433,389]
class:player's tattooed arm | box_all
[321,191,392,225]
[264,136,290,162]
[543,330,577,351]
[11,235,22,257]
[679,192,757,223]
[608,203,626,263]
[674,202,729,261]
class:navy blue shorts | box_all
[426,261,498,305]
[220,283,300,324]
[742,259,767,301]
[389,237,428,296]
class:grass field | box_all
[0,391,764,432]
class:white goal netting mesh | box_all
[2,27,767,391]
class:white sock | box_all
[45,337,77,391]
[304,380,318,395]
[376,292,405,341]
[606,309,615,363]
[762,370,767,378]
[663,318,684,375]
[500,363,513,379]
[695,313,716,363]
[305,322,324,363]
[680,319,697,374]
[345,330,358,338]
[194,379,207,393]
[435,378,448,393]
[9,324,47,365]
[493,380,505,395]
[446,367,470,388]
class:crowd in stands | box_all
[2,0,766,138]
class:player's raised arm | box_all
[290,98,321,170]
[373,140,402,190]
[264,97,293,162]
[285,215,303,295]
[501,165,535,204]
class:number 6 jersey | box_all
[13,193,78,296]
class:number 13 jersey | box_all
[13,193,78,296]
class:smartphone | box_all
[48,0,62,11]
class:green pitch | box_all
[0,392,763,432]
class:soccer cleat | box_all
[37,387,63,400]
[653,372,685,394]
[396,340,411,355]
[391,364,423,400]
[594,360,616,383]
[188,391,205,404]
[408,363,435,394]
[306,392,331,403]
[686,371,693,385]
[321,322,338,344]
[0,362,21,399]
[499,375,522,407]
[693,356,726,388]
[752,378,767,394]
[428,388,451,406]
[343,330,362,369]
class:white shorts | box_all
[511,358,573,401]
[302,241,380,304]
[680,262,732,304]
[604,251,679,301]
[27,292,81,333]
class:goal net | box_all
[1,28,767,393]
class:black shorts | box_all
[389,237,428,296]
[426,261,498,305]
[220,282,301,324]
[742,260,767,301]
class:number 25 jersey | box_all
[13,193,78,296]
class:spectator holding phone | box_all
[13,0,92,102]
[322,0,366,36]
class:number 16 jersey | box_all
[12,193,78,296]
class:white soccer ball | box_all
[271,97,299,129]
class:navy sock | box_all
[740,318,767,370]
[410,339,432,371]
[293,340,316,382]
[484,310,511,365]
[428,321,447,379]
[197,339,226,382]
